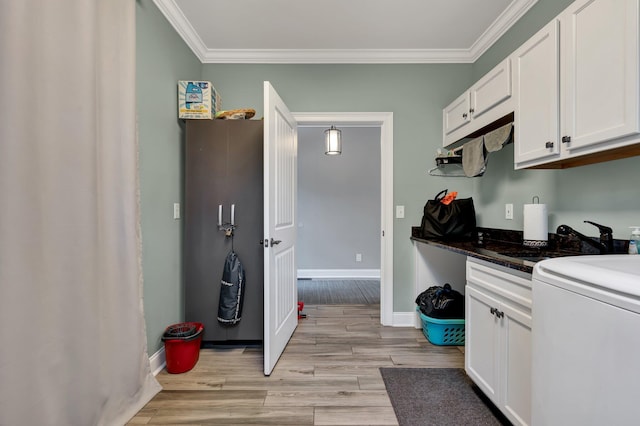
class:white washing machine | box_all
[531,255,640,425]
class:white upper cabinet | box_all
[443,91,471,136]
[562,0,640,151]
[443,58,513,147]
[471,58,512,119]
[514,0,640,169]
[513,20,561,166]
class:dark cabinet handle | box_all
[545,141,554,149]
[463,113,468,119]
[562,136,571,143]
[469,108,475,114]
[489,307,504,318]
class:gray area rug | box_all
[380,368,511,426]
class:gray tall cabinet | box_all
[185,120,264,342]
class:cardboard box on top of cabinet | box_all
[178,81,222,119]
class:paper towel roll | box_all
[523,203,548,247]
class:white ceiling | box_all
[153,0,538,64]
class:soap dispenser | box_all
[629,226,640,254]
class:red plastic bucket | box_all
[161,322,204,374]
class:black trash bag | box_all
[217,251,245,325]
[415,283,464,319]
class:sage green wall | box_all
[470,0,640,239]
[137,0,640,329]
[136,0,201,353]
[201,64,474,311]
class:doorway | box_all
[293,112,393,326]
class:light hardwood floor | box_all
[129,304,464,425]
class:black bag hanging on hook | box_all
[217,250,246,325]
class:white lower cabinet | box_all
[465,258,532,426]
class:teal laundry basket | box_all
[417,308,465,346]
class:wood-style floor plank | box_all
[128,304,464,425]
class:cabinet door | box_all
[500,301,532,426]
[513,20,560,167]
[443,91,471,138]
[465,285,501,404]
[470,58,512,119]
[185,120,265,342]
[561,0,640,151]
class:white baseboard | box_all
[298,269,381,279]
[149,346,166,376]
[392,311,418,327]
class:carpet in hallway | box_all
[297,279,379,304]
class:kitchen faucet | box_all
[556,221,614,254]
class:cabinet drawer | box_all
[466,258,532,310]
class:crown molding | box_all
[468,0,539,62]
[153,0,538,64]
[152,0,208,62]
[200,48,475,64]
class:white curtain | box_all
[0,1,162,424]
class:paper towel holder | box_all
[523,196,548,248]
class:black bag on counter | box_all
[415,283,464,319]
[420,189,476,240]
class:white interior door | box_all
[263,81,298,376]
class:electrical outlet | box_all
[356,253,362,262]
[505,203,513,220]
[173,203,180,220]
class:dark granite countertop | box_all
[410,226,628,274]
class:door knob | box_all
[270,238,282,246]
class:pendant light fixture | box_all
[324,125,342,155]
